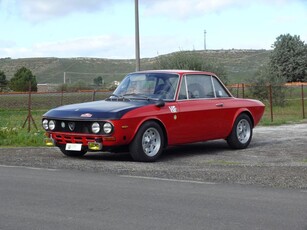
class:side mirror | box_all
[155,99,165,108]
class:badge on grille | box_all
[68,122,75,131]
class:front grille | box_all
[52,120,98,134]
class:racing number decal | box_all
[168,106,177,113]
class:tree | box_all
[250,64,287,106]
[93,76,103,86]
[0,70,8,91]
[154,51,228,83]
[9,67,37,92]
[270,34,307,82]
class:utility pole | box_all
[204,29,207,50]
[135,0,140,71]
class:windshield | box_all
[113,73,179,100]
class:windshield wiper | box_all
[107,93,130,101]
[122,93,165,107]
[123,93,152,101]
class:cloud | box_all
[0,35,137,58]
[142,0,307,19]
[34,35,126,56]
[0,33,196,59]
[17,0,307,22]
[18,0,121,22]
[0,40,16,48]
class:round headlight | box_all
[91,122,101,134]
[49,120,56,130]
[103,122,113,134]
[42,119,49,130]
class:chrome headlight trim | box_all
[49,120,56,130]
[91,122,101,134]
[42,119,49,130]
[103,122,113,134]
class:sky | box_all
[0,0,306,59]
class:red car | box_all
[42,70,265,162]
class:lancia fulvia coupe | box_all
[42,70,265,162]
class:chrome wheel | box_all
[227,114,253,149]
[236,119,251,144]
[130,121,165,162]
[142,127,161,157]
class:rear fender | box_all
[231,109,255,129]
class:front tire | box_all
[227,114,253,149]
[59,146,87,158]
[129,121,164,162]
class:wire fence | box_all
[0,90,112,110]
[228,83,306,123]
[0,84,306,132]
[0,90,112,133]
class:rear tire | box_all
[129,121,164,162]
[59,146,87,158]
[227,114,253,149]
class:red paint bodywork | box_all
[44,70,265,151]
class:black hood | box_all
[43,100,149,120]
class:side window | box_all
[178,77,187,100]
[186,75,214,99]
[212,77,231,98]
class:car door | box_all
[170,74,232,144]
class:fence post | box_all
[269,84,273,122]
[61,89,64,105]
[242,83,245,98]
[22,81,38,132]
[92,90,96,101]
[302,84,305,119]
[236,84,239,98]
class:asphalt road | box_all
[0,165,306,230]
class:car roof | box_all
[132,69,217,76]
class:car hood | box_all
[43,100,149,120]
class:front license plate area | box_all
[65,143,82,151]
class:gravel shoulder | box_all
[0,124,307,189]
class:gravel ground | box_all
[0,123,307,189]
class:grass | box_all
[1,110,305,148]
[260,99,306,126]
[0,89,306,147]
[0,109,46,147]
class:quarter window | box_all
[212,77,231,98]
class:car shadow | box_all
[82,139,230,162]
[160,140,230,161]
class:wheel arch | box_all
[131,118,168,148]
[232,109,255,128]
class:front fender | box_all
[127,116,167,144]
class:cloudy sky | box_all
[0,0,306,59]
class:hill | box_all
[0,49,270,85]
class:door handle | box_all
[216,103,224,107]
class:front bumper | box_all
[45,132,117,151]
